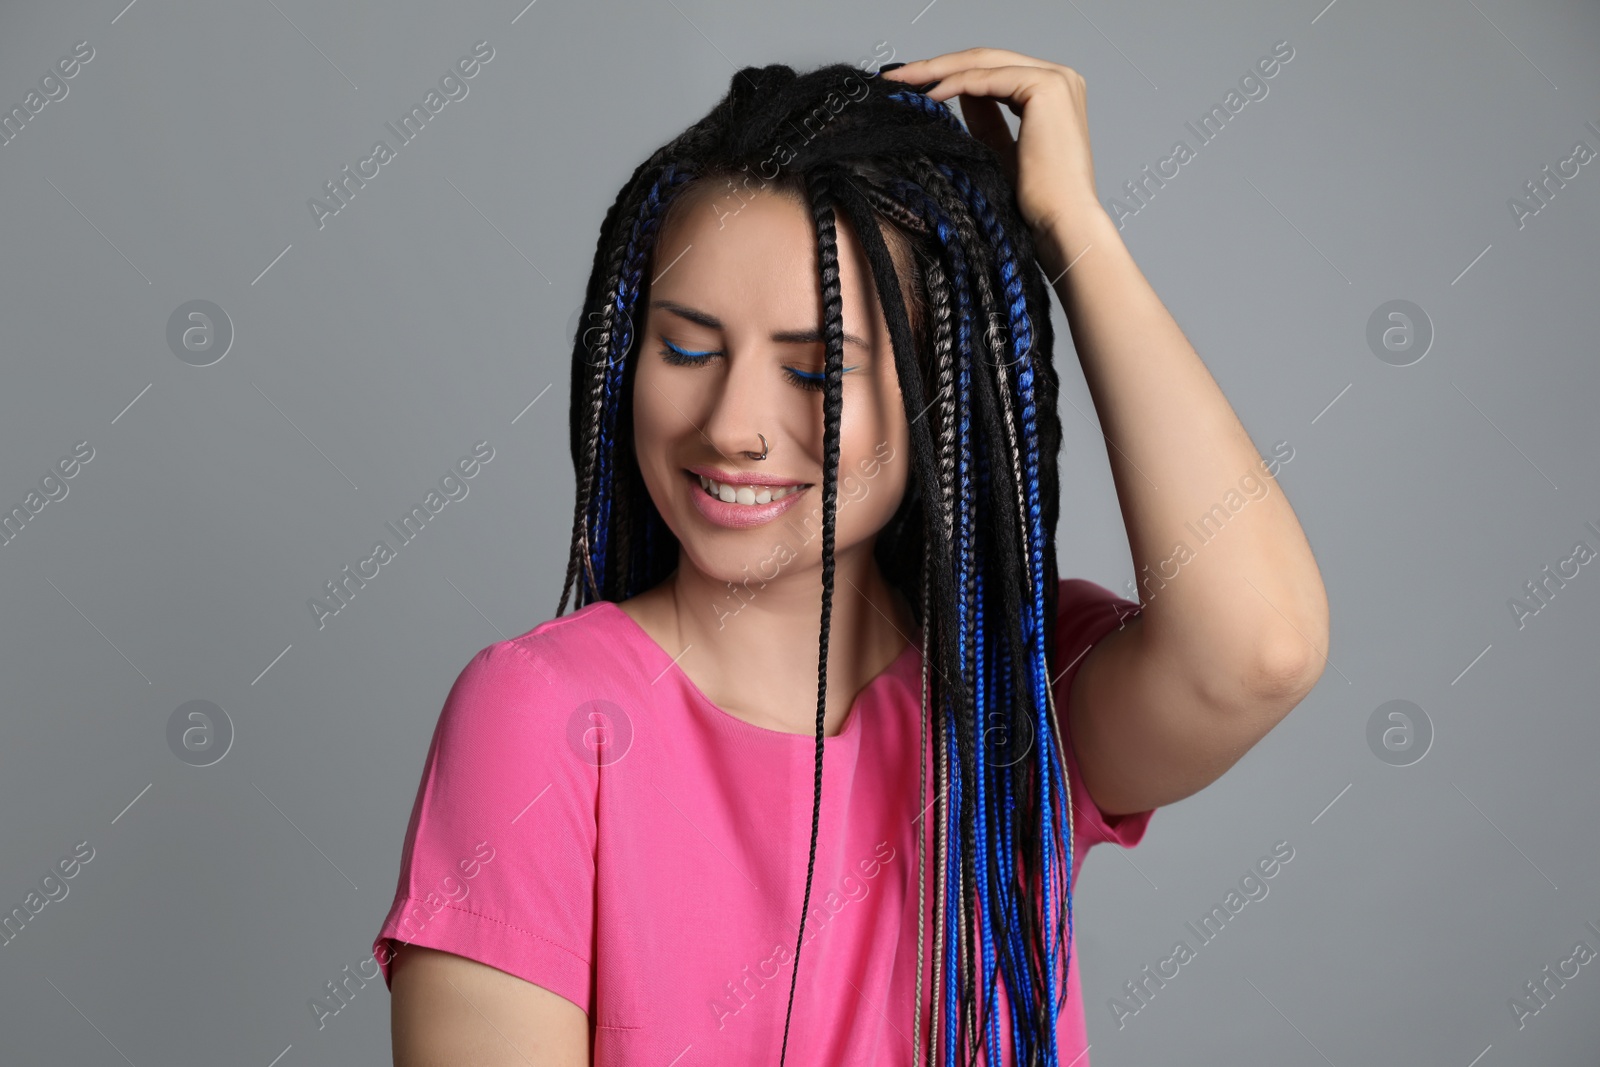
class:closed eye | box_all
[781,366,860,392]
[657,338,858,393]
[659,338,718,362]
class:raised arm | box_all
[883,49,1329,816]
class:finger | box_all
[880,46,1057,77]
[878,47,1062,84]
[956,93,1017,176]
[918,64,1070,110]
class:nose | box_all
[697,347,787,463]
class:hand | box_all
[881,48,1105,267]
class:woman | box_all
[374,48,1328,1066]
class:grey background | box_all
[1,0,1596,1064]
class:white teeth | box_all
[696,474,806,505]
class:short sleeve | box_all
[371,640,597,1014]
[1053,578,1155,853]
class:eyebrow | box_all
[650,299,870,352]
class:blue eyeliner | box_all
[658,337,857,392]
[661,338,716,359]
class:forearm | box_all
[1038,200,1329,706]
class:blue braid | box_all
[590,164,695,594]
[942,175,978,1065]
[942,703,960,1066]
[884,90,966,133]
[947,179,972,1062]
[995,638,1031,1057]
[896,173,1030,1066]
[936,162,1071,1045]
[973,567,1003,1067]
[889,170,1071,1064]
[957,235,982,1064]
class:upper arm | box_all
[390,944,589,1067]
[372,640,600,1055]
[1061,580,1314,817]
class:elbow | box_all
[1245,628,1326,708]
[1246,567,1330,703]
[1195,627,1326,722]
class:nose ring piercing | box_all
[745,433,770,461]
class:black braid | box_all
[560,159,663,615]
[776,166,849,1067]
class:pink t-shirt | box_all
[373,577,1154,1065]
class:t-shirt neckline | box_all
[598,599,922,744]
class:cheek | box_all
[834,362,907,521]
[869,357,909,459]
[836,412,908,533]
[835,461,905,549]
[632,358,689,449]
[631,363,681,492]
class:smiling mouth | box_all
[685,469,813,505]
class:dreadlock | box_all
[557,60,1077,1067]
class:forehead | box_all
[648,181,884,335]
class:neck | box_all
[630,545,915,737]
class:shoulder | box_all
[433,600,638,739]
[464,600,633,690]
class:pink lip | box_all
[684,469,812,529]
[685,464,812,487]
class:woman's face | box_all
[630,179,912,588]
